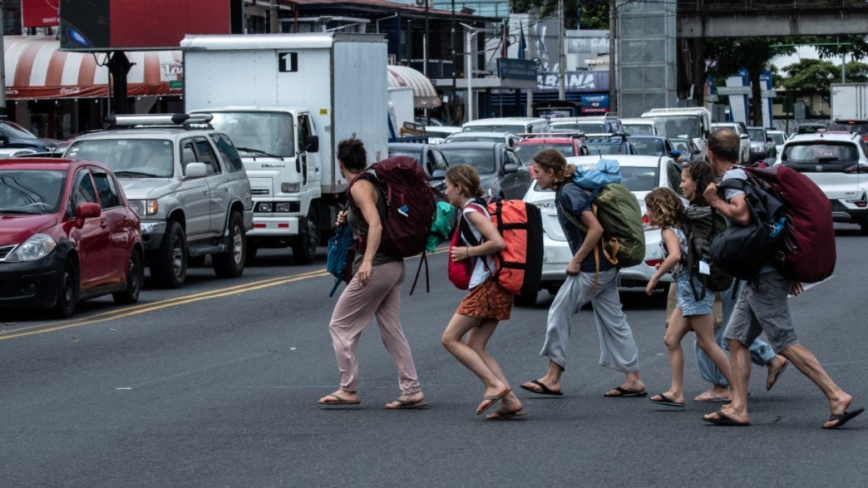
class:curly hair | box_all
[446,164,485,198]
[337,137,367,171]
[682,159,715,206]
[645,187,684,229]
[533,149,576,184]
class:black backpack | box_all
[680,206,733,301]
[708,178,788,281]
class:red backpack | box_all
[458,199,543,297]
[744,165,836,283]
[348,156,438,259]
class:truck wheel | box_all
[213,212,246,278]
[113,250,143,305]
[292,218,318,264]
[54,258,79,318]
[514,291,538,307]
[151,221,187,288]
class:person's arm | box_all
[565,209,603,276]
[350,179,382,285]
[451,210,504,262]
[646,228,680,295]
[703,182,751,226]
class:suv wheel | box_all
[151,221,187,288]
[213,212,246,278]
[54,258,79,318]
[113,250,143,304]
[292,218,318,264]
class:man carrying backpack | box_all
[520,150,646,398]
[701,129,862,428]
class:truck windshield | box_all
[66,139,174,178]
[208,112,295,157]
[660,116,701,139]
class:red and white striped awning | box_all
[387,65,441,108]
[3,35,183,100]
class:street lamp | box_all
[460,22,485,122]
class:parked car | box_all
[444,131,520,147]
[520,154,684,304]
[436,141,531,200]
[63,114,254,288]
[387,142,449,191]
[829,120,868,142]
[513,134,588,177]
[0,120,61,153]
[0,158,143,317]
[668,137,702,161]
[747,126,775,163]
[766,129,787,164]
[549,114,623,136]
[778,131,868,234]
[627,135,674,157]
[795,122,827,135]
[424,126,461,145]
[461,117,550,136]
[583,134,637,156]
[710,122,751,164]
[622,117,666,137]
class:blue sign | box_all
[536,71,609,93]
[498,59,538,82]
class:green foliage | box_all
[509,0,608,30]
[777,59,838,98]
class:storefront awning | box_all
[387,65,441,108]
[3,36,183,100]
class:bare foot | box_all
[765,356,789,391]
[318,390,359,405]
[695,388,731,402]
[384,392,427,409]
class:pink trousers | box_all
[328,260,421,394]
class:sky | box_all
[770,46,846,71]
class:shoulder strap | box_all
[718,178,746,191]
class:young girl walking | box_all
[441,164,525,420]
[644,186,734,408]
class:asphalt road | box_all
[2,226,867,488]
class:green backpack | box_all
[558,182,646,269]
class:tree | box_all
[510,0,608,30]
[704,37,795,126]
[777,59,839,100]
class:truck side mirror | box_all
[305,135,319,153]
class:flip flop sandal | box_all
[318,394,360,405]
[605,386,648,398]
[476,388,512,415]
[520,379,563,396]
[822,408,865,429]
[486,409,528,420]
[766,360,789,391]
[385,398,429,410]
[649,393,685,408]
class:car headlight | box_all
[275,202,291,212]
[5,234,57,262]
[129,199,159,216]
[751,147,763,152]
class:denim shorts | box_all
[724,269,797,353]
[674,271,714,317]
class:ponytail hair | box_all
[445,164,485,198]
[533,149,576,183]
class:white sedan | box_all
[519,154,685,305]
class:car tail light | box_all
[645,258,663,267]
[844,164,868,174]
[847,193,868,208]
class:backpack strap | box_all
[408,251,429,295]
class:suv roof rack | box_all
[518,131,586,140]
[105,113,214,130]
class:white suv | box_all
[779,131,868,234]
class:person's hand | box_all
[703,182,720,206]
[646,277,658,296]
[450,246,469,262]
[356,261,372,286]
[566,261,581,276]
[790,281,804,297]
[655,263,663,271]
[335,210,347,227]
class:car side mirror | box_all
[305,135,319,153]
[184,162,207,179]
[431,169,446,180]
[503,163,519,174]
[740,134,749,139]
[75,202,101,228]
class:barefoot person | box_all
[318,137,427,409]
[701,129,863,428]
[521,150,645,398]
[644,187,734,408]
[440,165,525,420]
[676,160,788,403]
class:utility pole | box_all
[451,0,457,124]
[0,0,6,117]
[608,0,617,114]
[270,0,280,33]
[424,0,430,121]
[558,0,565,101]
[526,8,537,117]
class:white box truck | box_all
[181,33,389,264]
[830,83,868,142]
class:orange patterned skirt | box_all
[456,278,514,321]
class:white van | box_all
[621,117,666,137]
[462,117,550,135]
[641,107,712,155]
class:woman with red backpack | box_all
[441,164,525,419]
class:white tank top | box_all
[461,201,495,289]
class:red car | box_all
[513,135,589,177]
[0,158,143,317]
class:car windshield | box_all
[0,169,65,214]
[629,138,666,156]
[551,122,603,134]
[768,132,786,144]
[747,129,766,142]
[513,143,574,164]
[670,140,690,153]
[463,125,524,134]
[624,124,653,136]
[208,112,295,157]
[829,122,868,135]
[660,116,701,138]
[585,140,631,155]
[67,139,174,178]
[0,121,39,140]
[797,124,824,134]
[437,148,496,173]
[783,142,859,163]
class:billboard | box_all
[22,0,60,28]
[59,0,236,51]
